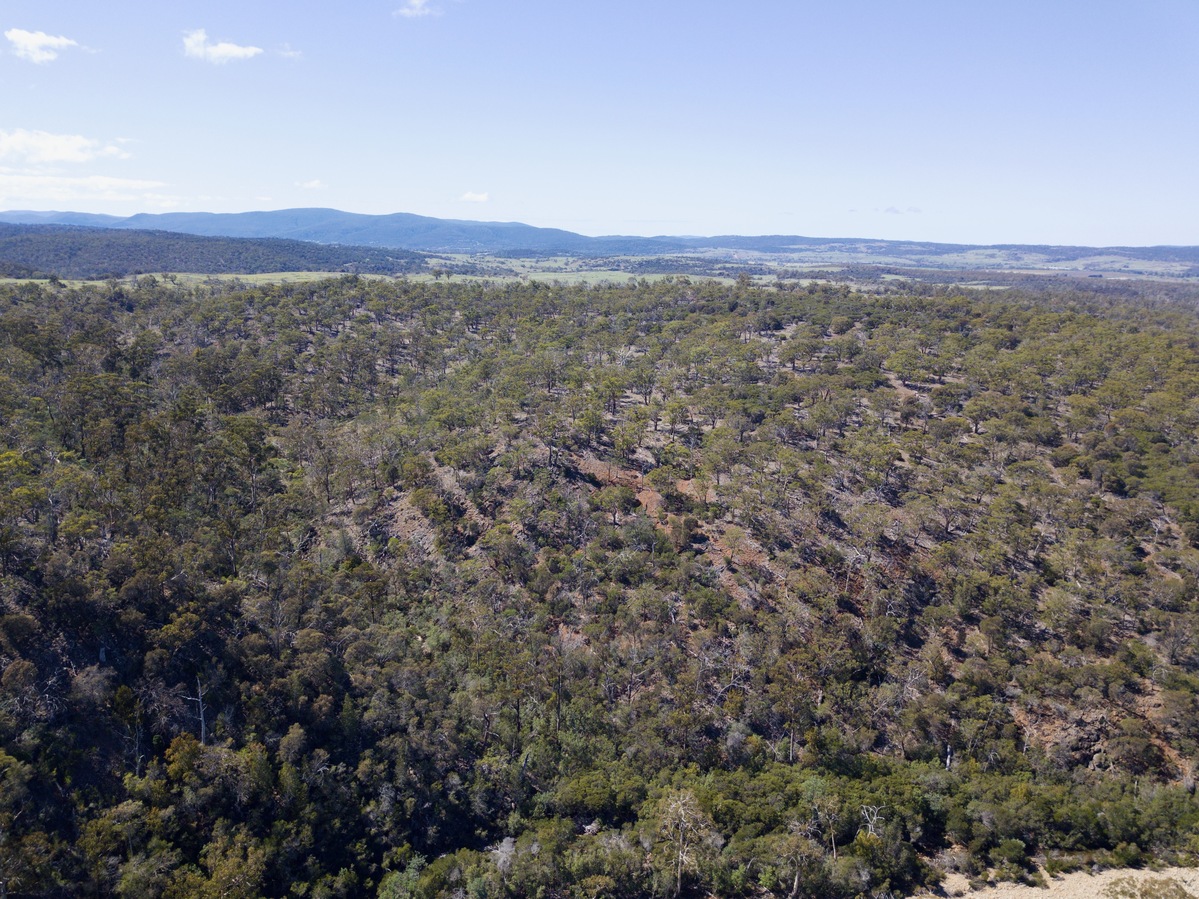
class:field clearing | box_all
[164,271,399,285]
[4,244,1193,290]
[520,269,686,284]
[1,271,399,287]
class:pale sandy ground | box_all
[915,867,1199,898]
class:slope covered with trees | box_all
[2,274,1199,897]
[0,224,428,279]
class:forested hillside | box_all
[0,224,428,279]
[2,275,1199,897]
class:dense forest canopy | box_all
[2,273,1199,897]
[0,224,429,280]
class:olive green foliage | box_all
[0,223,427,279]
[2,273,1199,897]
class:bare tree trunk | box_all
[186,676,208,745]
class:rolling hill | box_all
[0,222,428,279]
[1,208,1197,278]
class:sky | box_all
[1,1,1197,246]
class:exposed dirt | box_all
[921,868,1199,899]
[378,490,442,561]
[573,452,642,488]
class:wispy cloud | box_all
[0,129,130,165]
[0,170,171,205]
[395,0,439,18]
[278,44,303,60]
[460,191,489,203]
[5,28,78,64]
[183,29,263,64]
[296,179,326,190]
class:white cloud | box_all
[0,129,130,165]
[5,28,78,64]
[395,0,439,18]
[0,170,170,205]
[183,29,263,64]
[460,191,489,203]
[297,179,326,190]
[279,44,303,60]
[138,193,184,209]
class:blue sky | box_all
[2,1,1196,245]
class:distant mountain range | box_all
[0,208,680,256]
[1,207,1197,276]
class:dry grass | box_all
[925,868,1199,899]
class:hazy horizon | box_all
[5,205,1199,250]
[3,1,1197,246]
